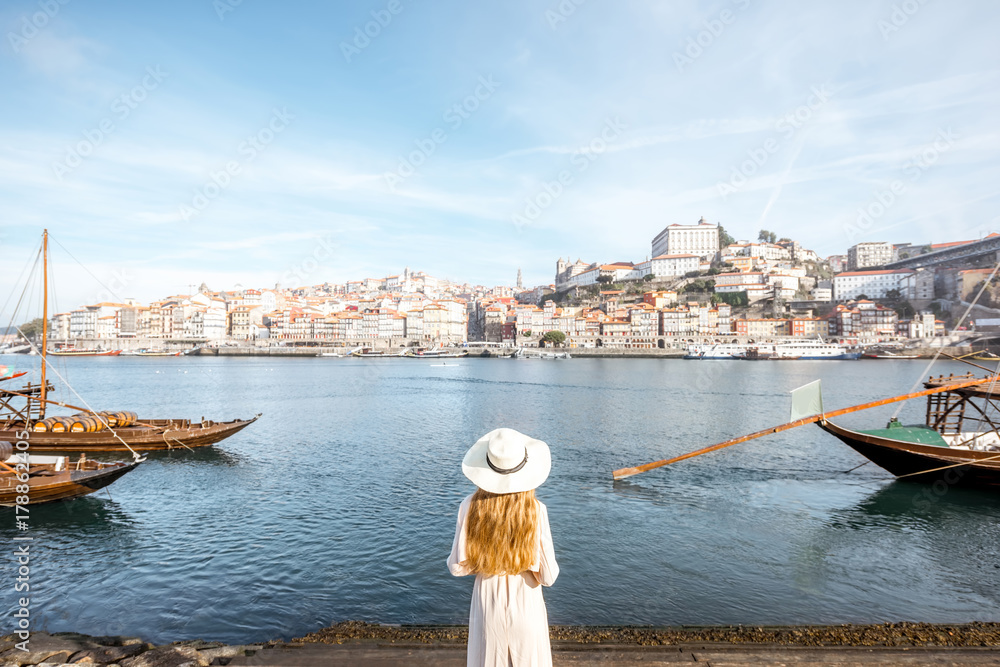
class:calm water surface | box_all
[2,356,999,643]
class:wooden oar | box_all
[0,386,92,413]
[0,387,164,431]
[940,352,998,375]
[612,375,1000,480]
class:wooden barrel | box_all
[98,411,118,427]
[33,419,50,432]
[50,417,72,433]
[116,411,138,427]
[70,417,90,433]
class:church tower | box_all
[516,268,523,290]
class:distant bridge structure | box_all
[882,235,1000,270]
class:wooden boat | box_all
[863,348,921,359]
[614,370,1000,490]
[735,347,773,360]
[817,419,1000,488]
[1,230,259,454]
[0,411,260,453]
[50,348,122,357]
[351,348,407,357]
[405,348,469,358]
[0,442,140,505]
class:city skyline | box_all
[2,1,999,309]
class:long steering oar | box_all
[612,375,998,480]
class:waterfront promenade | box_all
[191,344,966,358]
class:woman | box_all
[448,427,559,667]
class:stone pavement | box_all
[228,642,1000,666]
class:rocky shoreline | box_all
[4,621,1000,666]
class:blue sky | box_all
[1,0,998,310]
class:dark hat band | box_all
[486,449,528,475]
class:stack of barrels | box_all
[33,410,138,433]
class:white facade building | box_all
[651,218,719,260]
[714,272,766,292]
[833,269,915,301]
[847,242,893,271]
[650,254,700,278]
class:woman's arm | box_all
[447,496,473,577]
[532,501,559,587]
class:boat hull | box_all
[1,415,260,452]
[780,353,861,360]
[0,461,140,505]
[50,350,122,357]
[818,420,1000,488]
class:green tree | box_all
[718,225,736,247]
[19,318,44,339]
[541,330,566,346]
[684,279,715,293]
[596,275,614,284]
[714,291,749,307]
[643,274,655,282]
[894,300,916,319]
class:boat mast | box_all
[40,229,48,418]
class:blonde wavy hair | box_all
[465,488,539,576]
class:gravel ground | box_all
[294,620,1000,647]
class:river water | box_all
[2,356,999,643]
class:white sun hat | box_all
[462,428,551,494]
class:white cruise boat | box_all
[685,340,859,360]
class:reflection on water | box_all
[139,446,248,467]
[1,357,998,644]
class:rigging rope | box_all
[16,325,145,463]
[894,450,1000,479]
[891,258,1000,420]
[0,239,41,332]
[51,236,128,304]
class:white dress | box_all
[448,494,559,667]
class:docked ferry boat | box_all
[685,341,859,360]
